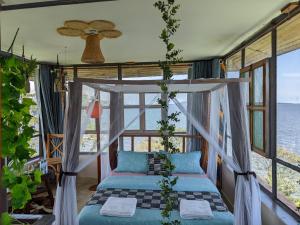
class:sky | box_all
[277,48,300,104]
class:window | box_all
[275,13,300,215]
[121,70,189,152]
[276,49,300,213]
[27,80,40,158]
[241,59,270,157]
[80,86,111,153]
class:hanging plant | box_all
[154,0,182,224]
[0,56,42,225]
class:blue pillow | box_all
[171,152,204,174]
[115,151,148,173]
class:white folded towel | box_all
[100,197,137,217]
[180,199,213,220]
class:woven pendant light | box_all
[57,20,121,64]
[81,34,104,64]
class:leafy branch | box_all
[154,0,182,224]
[1,57,41,225]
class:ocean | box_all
[122,102,300,154]
[277,103,300,154]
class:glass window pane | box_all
[277,164,300,214]
[145,93,160,105]
[81,110,96,130]
[134,137,148,152]
[172,74,188,80]
[80,134,97,152]
[253,67,264,105]
[29,136,40,157]
[251,151,272,190]
[122,137,132,151]
[277,49,300,166]
[169,137,184,152]
[100,91,110,106]
[124,94,139,105]
[150,137,164,152]
[145,108,161,130]
[227,71,240,78]
[253,111,264,150]
[100,108,110,131]
[169,93,187,132]
[124,108,140,130]
[241,72,250,105]
[82,85,95,107]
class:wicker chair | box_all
[46,134,64,183]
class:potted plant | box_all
[0,56,54,225]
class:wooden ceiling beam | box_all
[0,0,117,11]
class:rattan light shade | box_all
[81,34,105,64]
[57,19,121,64]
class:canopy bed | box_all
[54,78,261,225]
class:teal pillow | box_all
[171,152,204,174]
[115,151,148,173]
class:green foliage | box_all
[1,56,40,222]
[154,0,182,224]
[0,212,11,225]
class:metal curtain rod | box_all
[0,0,117,11]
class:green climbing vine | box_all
[0,56,42,225]
[154,0,182,224]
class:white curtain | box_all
[227,82,261,225]
[173,83,261,225]
[54,82,82,225]
[207,90,220,184]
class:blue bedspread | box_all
[78,175,234,225]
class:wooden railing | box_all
[119,133,209,172]
[120,133,203,153]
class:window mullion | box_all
[270,28,277,199]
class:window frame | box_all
[240,58,270,157]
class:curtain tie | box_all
[58,167,77,186]
[234,171,256,181]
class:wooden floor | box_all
[50,176,97,212]
[76,177,98,211]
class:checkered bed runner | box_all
[86,188,228,212]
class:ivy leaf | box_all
[33,169,42,184]
[167,43,174,51]
[11,182,32,209]
[0,212,11,225]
